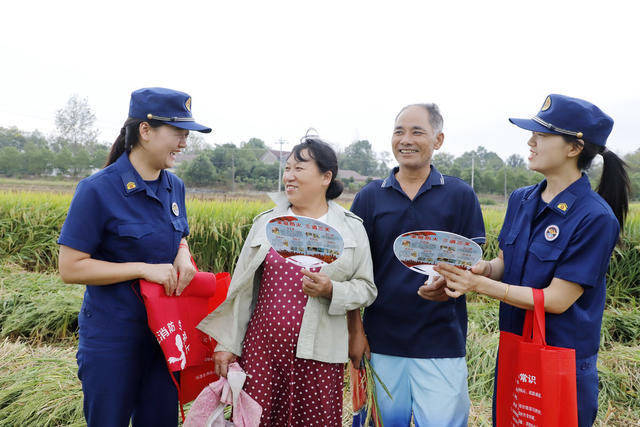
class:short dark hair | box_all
[289,135,344,200]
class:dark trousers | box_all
[77,331,178,427]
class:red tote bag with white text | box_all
[140,271,231,406]
[496,288,578,427]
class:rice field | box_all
[1,190,639,426]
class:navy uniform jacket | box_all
[498,174,619,360]
[58,152,189,339]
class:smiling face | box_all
[392,106,444,172]
[283,149,332,209]
[140,123,189,170]
[526,132,581,175]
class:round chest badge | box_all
[544,225,559,241]
[171,202,179,217]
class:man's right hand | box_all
[213,351,237,377]
[417,275,450,301]
[349,329,370,369]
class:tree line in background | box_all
[0,95,109,178]
[2,95,640,199]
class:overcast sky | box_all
[1,0,638,165]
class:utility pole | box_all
[471,155,475,190]
[277,138,285,192]
[231,150,235,192]
[504,167,508,202]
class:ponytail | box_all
[597,149,630,231]
[565,135,630,232]
[104,118,164,167]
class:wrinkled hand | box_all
[417,275,449,301]
[433,263,481,298]
[213,351,237,378]
[142,263,178,296]
[349,329,370,369]
[173,249,196,296]
[300,269,333,298]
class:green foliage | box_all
[0,147,22,176]
[0,192,69,272]
[179,153,217,187]
[3,192,640,308]
[187,198,270,273]
[339,140,382,177]
[0,191,639,425]
[605,237,640,307]
[0,266,82,343]
[53,94,99,147]
[0,340,85,427]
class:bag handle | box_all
[521,288,546,346]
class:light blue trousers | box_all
[370,353,470,427]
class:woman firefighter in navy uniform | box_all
[433,94,630,426]
[58,87,211,427]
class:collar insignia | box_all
[557,202,568,212]
[126,181,136,190]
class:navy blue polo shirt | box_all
[351,166,485,358]
[498,174,619,360]
[58,152,189,338]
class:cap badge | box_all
[541,96,552,111]
[126,181,136,190]
[185,97,192,112]
[544,225,559,241]
[171,202,180,217]
[557,203,568,212]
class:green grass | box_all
[0,193,639,425]
[0,264,637,425]
[0,265,82,343]
[0,340,84,427]
[1,192,639,306]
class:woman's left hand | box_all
[433,263,481,298]
[173,247,197,296]
[300,269,333,298]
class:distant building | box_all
[260,149,290,166]
[338,169,369,183]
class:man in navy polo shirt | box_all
[348,103,485,426]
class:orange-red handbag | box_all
[496,288,578,427]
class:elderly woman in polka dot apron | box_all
[198,136,377,426]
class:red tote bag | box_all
[496,288,578,427]
[139,271,231,417]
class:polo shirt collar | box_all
[115,152,172,197]
[381,165,445,198]
[522,173,591,217]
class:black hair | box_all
[105,118,164,167]
[288,134,343,200]
[564,135,630,232]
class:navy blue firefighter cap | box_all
[509,94,613,147]
[128,87,212,133]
